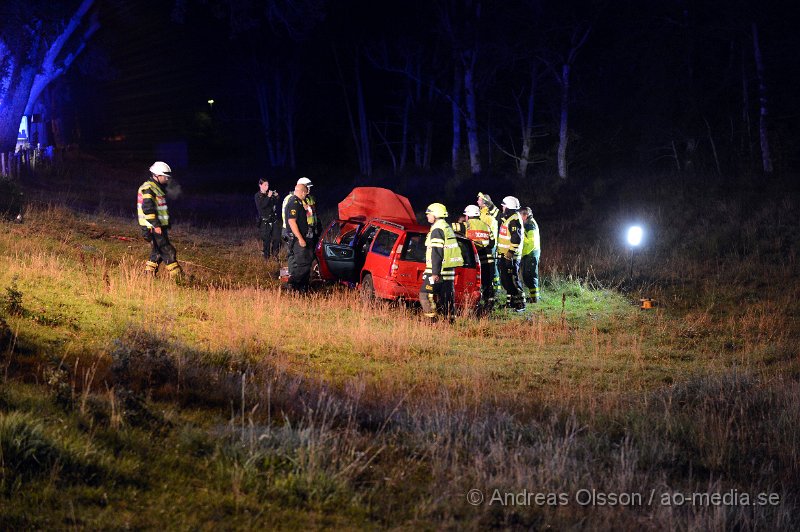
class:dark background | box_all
[38,0,800,201]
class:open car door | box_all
[316,219,363,282]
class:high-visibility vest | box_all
[498,211,523,257]
[282,193,317,231]
[137,180,168,228]
[522,217,541,255]
[304,194,318,230]
[479,206,499,243]
[281,194,293,229]
[464,218,492,249]
[453,218,494,264]
[425,219,463,280]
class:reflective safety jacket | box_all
[425,219,463,280]
[479,205,499,243]
[497,210,523,258]
[522,217,541,256]
[282,193,319,236]
[452,218,494,263]
[137,178,169,229]
[304,194,321,237]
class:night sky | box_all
[55,0,800,183]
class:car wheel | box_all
[360,273,375,302]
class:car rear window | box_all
[401,233,426,263]
[356,225,379,256]
[400,232,477,267]
[371,229,399,256]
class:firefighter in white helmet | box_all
[137,161,182,279]
[497,196,525,311]
[452,204,495,313]
[420,203,463,322]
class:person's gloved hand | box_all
[505,250,515,260]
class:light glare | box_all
[627,226,643,247]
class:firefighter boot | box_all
[166,262,183,281]
[144,261,159,276]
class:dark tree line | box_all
[198,0,787,180]
[3,0,795,180]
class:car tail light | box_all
[390,245,401,277]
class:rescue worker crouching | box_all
[497,196,526,312]
[452,205,495,314]
[420,203,464,322]
[283,183,314,292]
[137,161,182,280]
[519,206,541,303]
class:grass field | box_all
[1,166,798,529]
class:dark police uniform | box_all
[255,190,279,258]
[284,194,313,291]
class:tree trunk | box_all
[557,63,570,179]
[422,83,434,170]
[752,23,773,174]
[740,45,753,160]
[400,91,411,171]
[355,58,372,176]
[0,62,38,154]
[256,81,277,166]
[451,65,462,172]
[334,46,367,176]
[0,0,97,153]
[24,0,99,115]
[518,69,536,178]
[463,51,481,176]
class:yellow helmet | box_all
[425,203,448,218]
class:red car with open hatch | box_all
[315,187,481,309]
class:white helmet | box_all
[149,161,172,177]
[501,196,520,210]
[463,205,480,218]
[297,177,313,187]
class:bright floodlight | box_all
[207,99,215,105]
[627,225,643,247]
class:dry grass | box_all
[1,178,798,529]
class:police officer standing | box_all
[519,206,541,303]
[283,182,313,292]
[452,205,495,313]
[420,203,463,322]
[282,177,321,247]
[497,196,525,312]
[296,177,322,249]
[137,161,182,280]
[255,178,280,259]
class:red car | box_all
[315,187,481,308]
